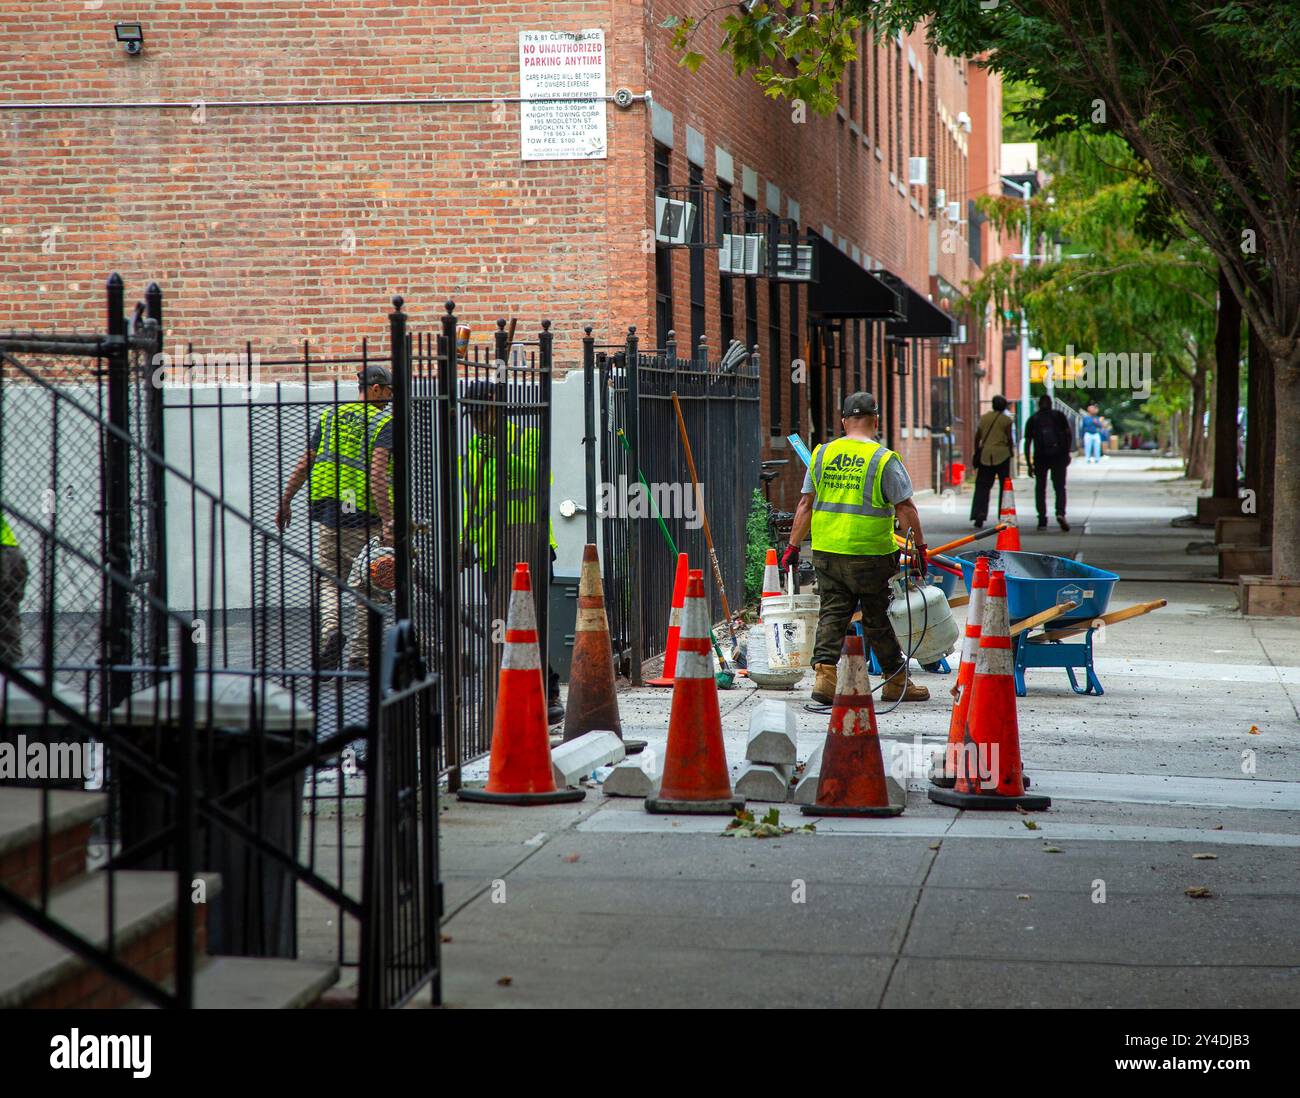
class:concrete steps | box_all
[0,788,104,901]
[0,785,338,1008]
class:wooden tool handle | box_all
[1039,599,1167,642]
[1010,601,1076,638]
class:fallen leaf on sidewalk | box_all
[440,934,453,943]
[1192,853,1218,860]
[1184,886,1213,898]
[1248,725,1260,735]
[1213,824,1224,830]
[562,853,580,863]
[928,841,941,850]
[1042,845,1062,853]
[1017,894,1030,901]
[497,976,513,986]
[1023,820,1039,830]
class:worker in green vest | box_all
[0,509,28,666]
[460,384,562,723]
[277,365,394,670]
[782,392,931,705]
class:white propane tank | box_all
[887,577,960,665]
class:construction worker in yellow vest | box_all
[460,383,562,722]
[276,365,394,670]
[0,509,28,666]
[783,391,931,705]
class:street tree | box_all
[670,0,1300,582]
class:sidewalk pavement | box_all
[429,457,1300,1007]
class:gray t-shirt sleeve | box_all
[880,454,913,504]
[801,465,814,494]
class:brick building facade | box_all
[2,1,1006,506]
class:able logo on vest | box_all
[825,452,867,472]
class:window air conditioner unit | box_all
[935,188,946,208]
[775,242,815,281]
[654,195,697,245]
[908,157,928,186]
[957,323,968,343]
[956,111,972,133]
[946,202,961,223]
[719,233,766,276]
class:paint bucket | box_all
[759,570,820,670]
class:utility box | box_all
[549,574,580,683]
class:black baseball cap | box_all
[841,391,879,417]
[358,365,392,387]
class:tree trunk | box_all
[1271,355,1297,580]
[1185,359,1209,481]
[1212,266,1243,497]
[1247,320,1276,549]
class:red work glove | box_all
[913,542,929,578]
[780,543,800,573]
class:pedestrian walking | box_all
[1081,403,1103,462]
[0,509,28,666]
[1024,394,1072,531]
[969,394,1016,528]
[460,381,564,724]
[276,365,395,670]
[783,392,930,705]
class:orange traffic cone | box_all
[995,478,1021,551]
[645,569,744,815]
[802,634,903,817]
[563,544,646,751]
[760,548,782,601]
[459,563,585,806]
[928,569,1050,811]
[932,556,991,788]
[646,553,688,687]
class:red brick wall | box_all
[0,2,649,365]
[2,2,990,496]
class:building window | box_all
[717,182,734,350]
[768,279,782,434]
[654,143,674,348]
[688,163,706,358]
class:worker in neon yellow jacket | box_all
[460,381,561,723]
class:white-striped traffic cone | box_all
[645,569,744,815]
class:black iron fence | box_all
[595,329,761,682]
[0,276,441,1008]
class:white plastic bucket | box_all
[760,571,820,670]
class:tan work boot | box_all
[880,672,929,702]
[811,663,838,705]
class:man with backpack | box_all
[1024,393,1073,531]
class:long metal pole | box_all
[104,274,132,706]
[582,328,598,546]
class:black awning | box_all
[883,274,957,339]
[806,233,903,319]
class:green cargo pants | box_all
[811,549,904,674]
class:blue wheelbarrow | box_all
[952,550,1127,697]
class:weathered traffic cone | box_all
[928,569,1050,811]
[645,569,744,815]
[995,478,1021,551]
[931,556,991,788]
[761,548,782,601]
[646,552,688,687]
[801,634,903,817]
[459,563,585,805]
[563,544,639,748]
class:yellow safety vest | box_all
[0,511,16,549]
[309,402,393,516]
[461,422,557,559]
[809,437,898,556]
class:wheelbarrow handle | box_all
[1038,599,1167,643]
[896,524,1006,556]
[1010,601,1077,638]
